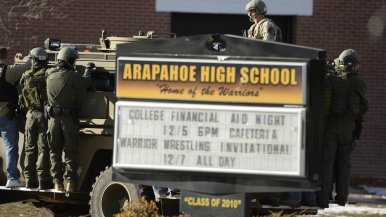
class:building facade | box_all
[1,0,385,183]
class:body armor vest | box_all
[326,70,360,116]
[19,67,47,110]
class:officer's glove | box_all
[84,62,94,84]
[86,62,96,69]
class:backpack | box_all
[273,22,283,42]
[326,70,360,116]
[19,67,47,110]
[265,19,282,42]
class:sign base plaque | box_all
[180,190,251,217]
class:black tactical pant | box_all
[47,116,79,184]
[320,116,356,205]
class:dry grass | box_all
[0,201,39,217]
[114,197,191,217]
[115,197,162,217]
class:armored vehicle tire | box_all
[89,167,140,217]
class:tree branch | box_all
[0,0,74,43]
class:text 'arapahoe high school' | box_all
[122,63,299,85]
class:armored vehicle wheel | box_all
[89,167,140,217]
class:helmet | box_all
[29,47,48,62]
[333,58,342,69]
[333,58,341,66]
[29,47,48,68]
[245,0,267,15]
[57,47,79,66]
[338,49,361,64]
[338,49,361,71]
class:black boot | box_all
[25,179,39,189]
[39,179,54,190]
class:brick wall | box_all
[1,0,171,61]
[295,0,386,181]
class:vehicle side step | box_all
[0,186,66,193]
[0,186,90,204]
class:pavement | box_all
[347,186,386,205]
[314,186,386,216]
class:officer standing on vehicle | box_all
[245,0,282,42]
[19,47,53,189]
[0,45,31,188]
[45,47,94,192]
[319,49,368,208]
[243,2,282,205]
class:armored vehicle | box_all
[0,30,171,217]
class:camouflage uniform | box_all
[245,0,282,42]
[46,48,91,190]
[19,63,52,188]
[319,49,368,207]
[247,18,282,41]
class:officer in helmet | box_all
[319,49,368,208]
[0,45,31,188]
[245,0,282,41]
[19,47,53,189]
[337,49,362,73]
[45,47,95,192]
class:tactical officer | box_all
[319,49,368,208]
[19,47,53,189]
[281,60,341,207]
[0,45,31,188]
[245,0,282,41]
[45,47,94,192]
